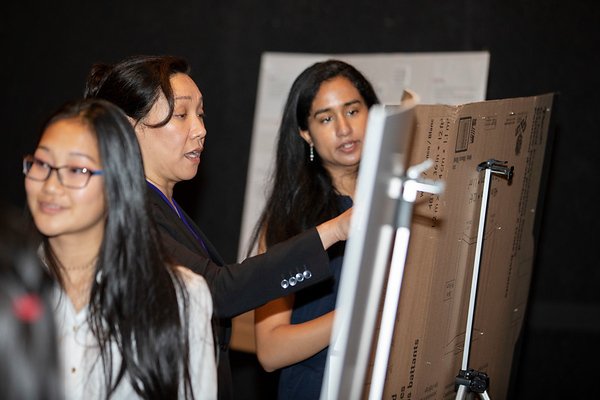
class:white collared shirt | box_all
[53,267,217,399]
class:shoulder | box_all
[175,266,209,289]
[174,266,212,309]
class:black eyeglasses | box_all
[23,155,104,189]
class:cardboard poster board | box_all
[366,93,555,400]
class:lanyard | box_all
[146,181,209,254]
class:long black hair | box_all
[37,99,193,399]
[252,60,379,250]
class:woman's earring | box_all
[309,144,314,162]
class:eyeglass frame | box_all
[22,155,104,189]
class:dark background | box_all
[2,1,598,398]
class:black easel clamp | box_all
[476,159,514,182]
[455,368,490,394]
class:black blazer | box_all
[147,186,332,400]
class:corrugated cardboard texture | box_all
[370,94,554,400]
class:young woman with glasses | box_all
[23,98,217,399]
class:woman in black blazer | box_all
[84,55,351,400]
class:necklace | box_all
[38,249,97,313]
[63,264,96,313]
[62,257,98,272]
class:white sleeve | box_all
[177,267,217,400]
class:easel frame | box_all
[321,94,554,400]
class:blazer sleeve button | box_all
[281,279,289,289]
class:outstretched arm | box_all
[150,187,353,319]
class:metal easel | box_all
[367,159,444,400]
[454,159,514,400]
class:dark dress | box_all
[278,195,352,400]
[146,182,333,400]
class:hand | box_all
[316,207,353,250]
[333,207,353,242]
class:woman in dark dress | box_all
[252,60,379,399]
